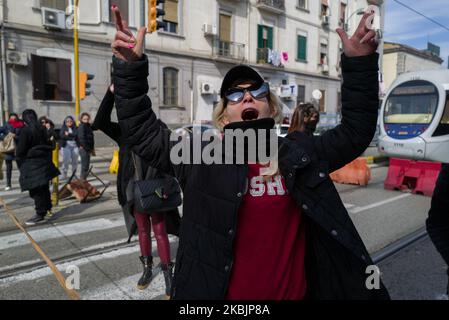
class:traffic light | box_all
[148,0,166,33]
[79,71,95,100]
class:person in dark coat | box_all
[288,103,320,136]
[0,113,24,190]
[16,109,59,226]
[426,164,449,297]
[92,84,181,295]
[110,8,389,300]
[39,117,58,149]
[78,113,95,180]
[60,116,79,179]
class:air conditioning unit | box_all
[41,7,66,30]
[201,82,214,95]
[321,15,330,25]
[203,23,217,37]
[6,51,28,66]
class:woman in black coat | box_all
[16,110,59,226]
[110,7,389,300]
[92,84,180,296]
[0,113,24,190]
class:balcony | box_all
[256,0,285,15]
[257,48,284,67]
[212,38,246,62]
[257,48,270,64]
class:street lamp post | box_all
[74,0,80,124]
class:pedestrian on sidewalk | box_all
[110,7,390,300]
[78,113,95,180]
[426,163,449,298]
[16,109,59,226]
[0,113,25,191]
[39,117,56,146]
[60,116,79,179]
[92,84,180,296]
[288,103,320,136]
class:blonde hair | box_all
[212,89,284,131]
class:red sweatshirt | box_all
[225,163,307,300]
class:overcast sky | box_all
[384,0,449,67]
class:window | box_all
[31,55,72,101]
[297,35,307,61]
[219,13,231,43]
[320,41,328,65]
[109,0,129,23]
[321,0,329,17]
[340,2,347,27]
[298,0,307,9]
[433,94,449,136]
[40,0,68,10]
[257,25,273,49]
[163,0,179,34]
[163,67,178,106]
[297,85,306,105]
[319,90,326,113]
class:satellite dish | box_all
[312,90,322,100]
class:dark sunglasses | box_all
[225,82,270,104]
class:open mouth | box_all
[241,108,259,121]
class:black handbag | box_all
[132,153,182,213]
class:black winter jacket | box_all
[426,164,449,266]
[16,126,59,191]
[78,123,95,152]
[93,89,180,238]
[112,53,390,300]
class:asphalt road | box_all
[0,156,446,300]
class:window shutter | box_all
[219,14,231,42]
[57,58,72,101]
[298,35,307,60]
[257,25,264,49]
[164,0,178,24]
[267,26,273,49]
[31,54,46,100]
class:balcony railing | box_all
[257,47,270,64]
[212,38,246,61]
[256,0,285,14]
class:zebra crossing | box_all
[0,211,178,300]
[0,149,176,300]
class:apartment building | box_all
[0,0,383,127]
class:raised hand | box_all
[111,6,146,62]
[336,10,379,58]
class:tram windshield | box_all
[384,81,439,139]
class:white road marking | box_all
[0,235,177,287]
[349,193,412,214]
[0,239,130,274]
[81,271,167,300]
[0,218,125,251]
[0,245,140,287]
[344,203,355,209]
